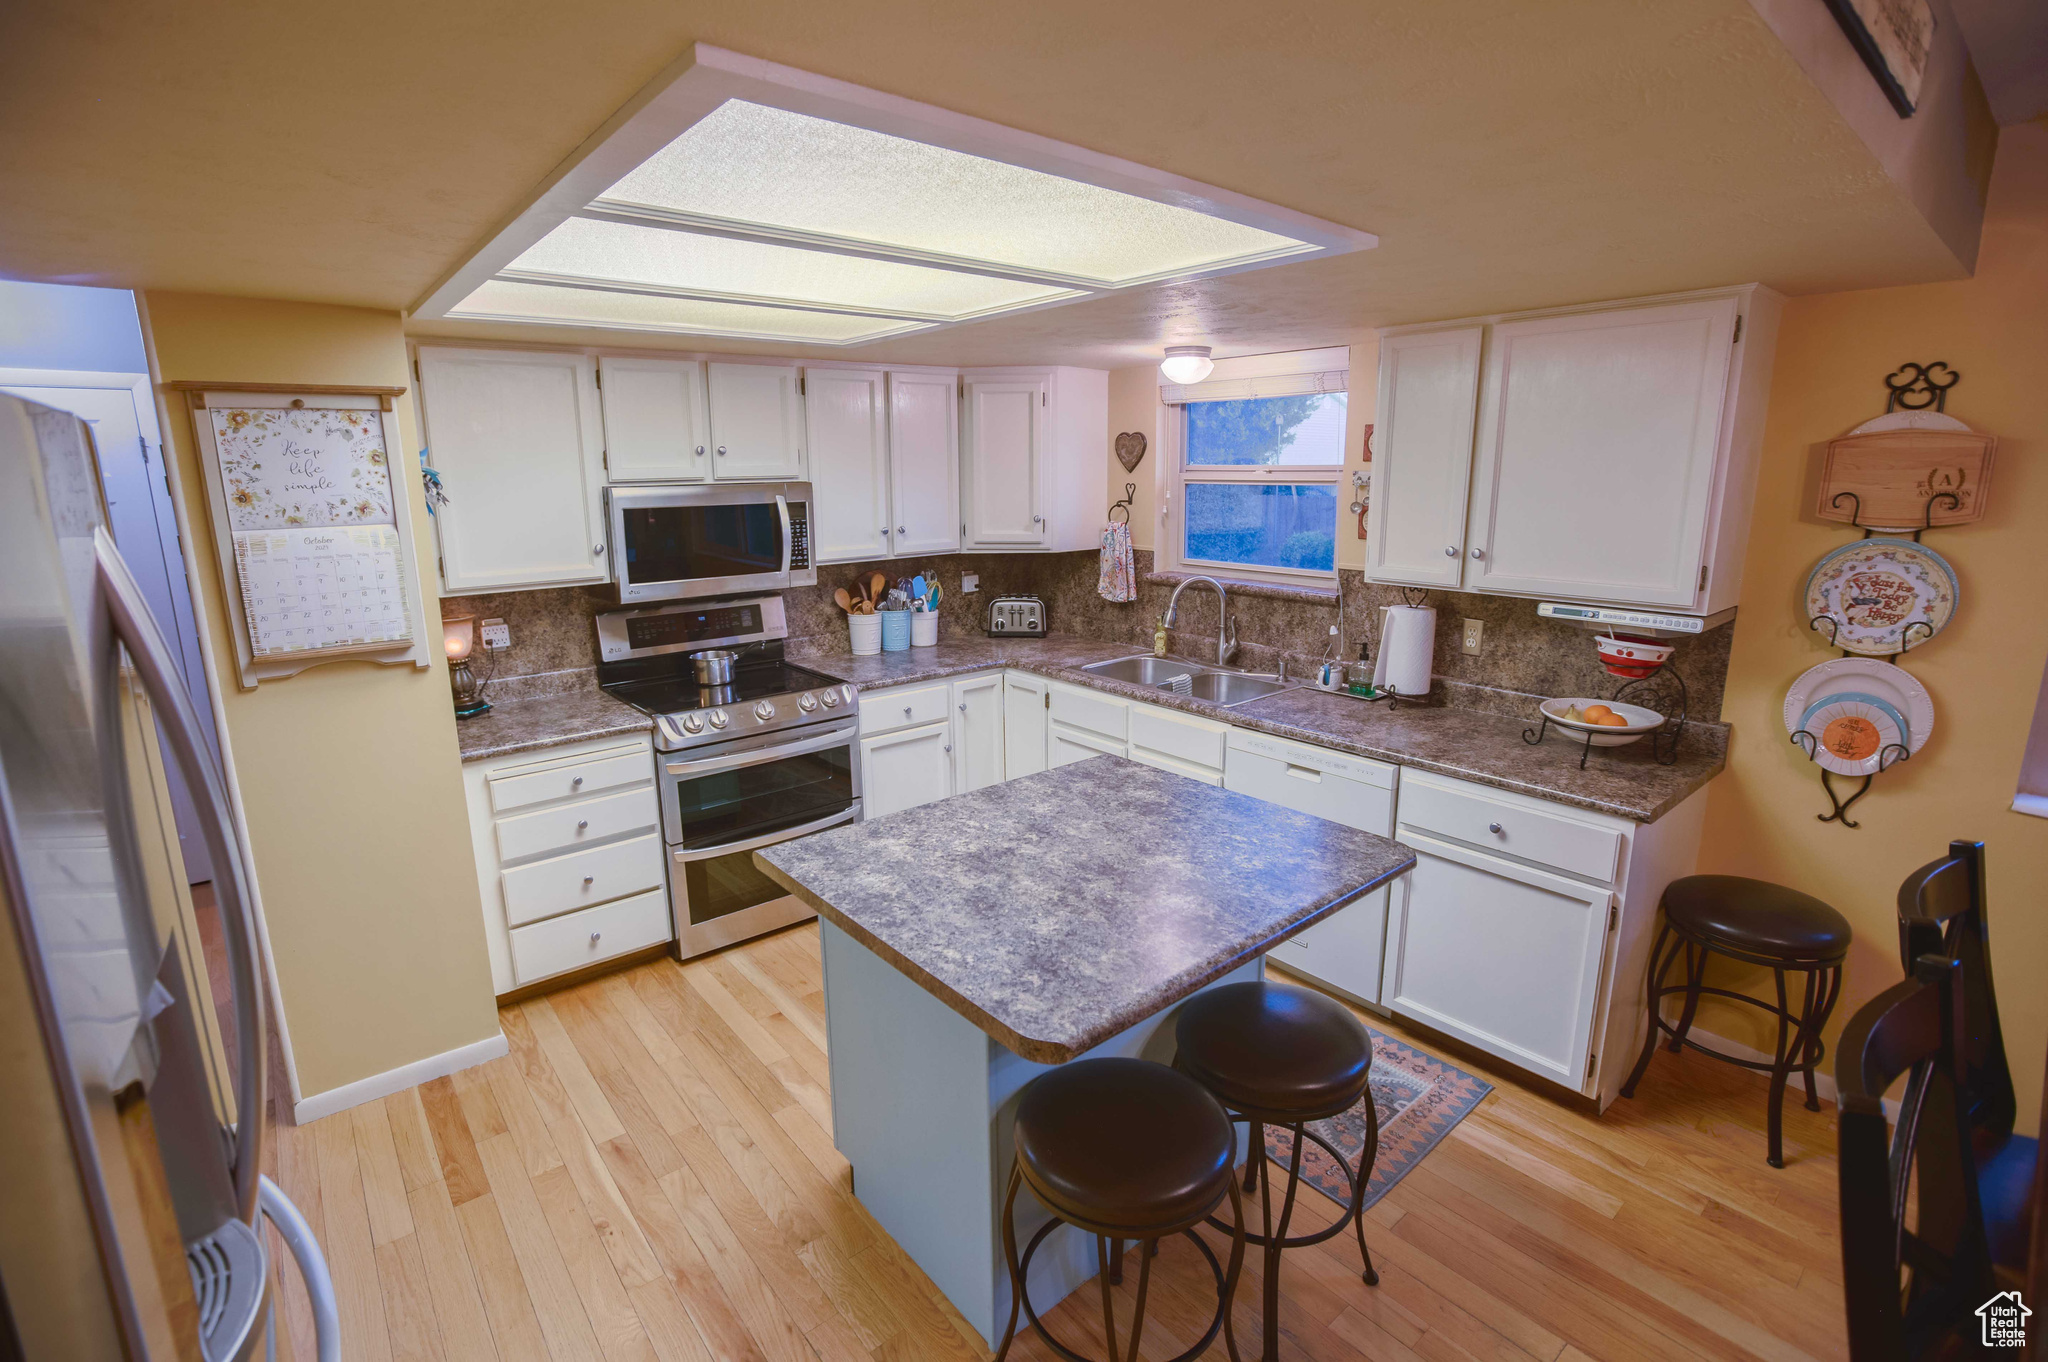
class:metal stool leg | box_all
[1620,923,1677,1099]
[1666,940,1707,1051]
[1354,1079,1381,1287]
[1244,1120,1262,1192]
[1765,967,1793,1169]
[994,1168,1026,1362]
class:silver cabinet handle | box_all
[576,819,589,831]
[572,776,584,787]
[590,931,602,945]
[944,744,953,753]
[1488,822,1504,834]
[583,875,595,886]
[882,526,890,535]
[716,445,727,456]
[1470,547,1485,560]
[1443,545,1458,557]
[958,702,967,712]
[898,526,907,535]
[695,445,706,455]
[903,705,913,717]
[593,543,604,555]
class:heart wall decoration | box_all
[1114,431,1147,473]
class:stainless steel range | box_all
[596,597,859,959]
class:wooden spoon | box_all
[870,571,887,602]
[834,587,855,614]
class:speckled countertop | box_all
[790,634,1727,824]
[455,683,651,762]
[755,756,1415,1063]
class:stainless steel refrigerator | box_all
[0,393,336,1360]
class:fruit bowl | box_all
[1539,698,1668,747]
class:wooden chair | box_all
[1836,954,1992,1360]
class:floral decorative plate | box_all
[1783,658,1934,776]
[1803,538,1958,656]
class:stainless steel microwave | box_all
[606,481,815,603]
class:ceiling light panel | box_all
[505,217,1076,319]
[596,100,1313,286]
[448,280,931,344]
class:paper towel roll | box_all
[1372,605,1436,698]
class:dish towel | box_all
[1098,520,1136,602]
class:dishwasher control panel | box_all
[985,595,1046,637]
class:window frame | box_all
[1160,390,1346,586]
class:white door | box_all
[888,371,961,556]
[707,362,805,480]
[1366,327,1483,588]
[962,378,1044,547]
[950,674,1005,793]
[805,368,889,563]
[598,355,709,482]
[416,347,608,593]
[1464,297,1736,607]
[1271,896,1390,1007]
[1049,725,1124,767]
[1383,829,1614,1091]
[860,722,954,820]
[1003,673,1049,778]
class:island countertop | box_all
[754,755,1415,1064]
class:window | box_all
[1172,389,1347,578]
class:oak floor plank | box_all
[313,1113,396,1362]
[420,1075,492,1209]
[353,1099,420,1246]
[474,1130,606,1362]
[530,1158,660,1361]
[657,1159,817,1362]
[453,1191,554,1362]
[502,1002,576,1128]
[376,1234,450,1362]
[455,1062,511,1143]
[407,1177,502,1362]
[550,1115,666,1290]
[527,997,629,1143]
[482,1052,565,1179]
[387,1088,446,1194]
[723,947,829,1055]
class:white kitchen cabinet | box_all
[1050,726,1125,767]
[707,361,805,479]
[598,355,709,482]
[961,367,1107,552]
[1003,673,1049,778]
[860,721,954,819]
[417,346,609,594]
[951,673,1005,794]
[888,370,961,556]
[805,367,890,562]
[1367,286,1781,614]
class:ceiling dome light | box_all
[1160,346,1215,384]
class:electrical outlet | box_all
[1461,618,1484,655]
[480,618,511,651]
[961,573,980,594]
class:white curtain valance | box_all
[1159,369,1348,405]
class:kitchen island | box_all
[754,755,1414,1347]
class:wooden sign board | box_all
[1816,427,1996,530]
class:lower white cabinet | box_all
[1003,673,1049,778]
[860,721,954,819]
[951,673,1005,793]
[1050,725,1124,767]
[1128,704,1228,787]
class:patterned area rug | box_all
[1261,1028,1492,1211]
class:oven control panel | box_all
[986,595,1046,637]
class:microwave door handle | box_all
[664,724,854,779]
[672,805,859,864]
[776,494,793,578]
[93,528,266,1226]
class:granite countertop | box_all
[790,634,1727,823]
[455,683,652,762]
[755,756,1415,1063]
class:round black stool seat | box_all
[1662,875,1852,963]
[1013,1057,1235,1231]
[1176,980,1373,1117]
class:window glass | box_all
[1186,393,1346,466]
[1184,484,1337,571]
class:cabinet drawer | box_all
[1129,703,1227,772]
[858,681,952,736]
[1397,773,1622,884]
[1127,746,1224,786]
[494,786,660,864]
[488,746,651,814]
[509,888,672,986]
[500,833,665,928]
[1048,682,1127,741]
[1050,724,1125,767]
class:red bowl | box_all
[1601,659,1662,679]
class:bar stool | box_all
[1175,981,1379,1360]
[995,1057,1248,1362]
[1619,874,1851,1168]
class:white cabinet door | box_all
[1366,327,1483,588]
[1049,725,1124,767]
[889,371,961,555]
[860,721,953,820]
[1464,297,1736,607]
[1003,673,1049,778]
[1383,828,1614,1091]
[707,362,805,480]
[418,347,608,593]
[1270,892,1390,1007]
[951,673,1005,793]
[599,355,709,483]
[961,377,1045,547]
[805,368,889,562]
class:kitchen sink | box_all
[1080,655,1203,686]
[1185,672,1294,706]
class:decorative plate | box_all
[1796,694,1907,776]
[1803,538,1958,656]
[1783,658,1934,774]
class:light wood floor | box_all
[255,922,1849,1361]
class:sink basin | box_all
[1081,655,1202,685]
[1185,672,1295,706]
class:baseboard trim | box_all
[291,1032,508,1124]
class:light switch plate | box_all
[961,573,980,594]
[1461,618,1483,655]
[480,618,511,650]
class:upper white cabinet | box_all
[888,371,961,556]
[961,366,1107,552]
[1366,286,1781,614]
[806,367,890,562]
[598,355,709,482]
[706,361,805,480]
[416,346,608,594]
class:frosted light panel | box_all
[449,280,929,342]
[599,101,1311,285]
[508,218,1074,318]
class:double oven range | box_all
[597,596,859,959]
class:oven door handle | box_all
[775,494,793,578]
[664,724,854,779]
[671,805,860,864]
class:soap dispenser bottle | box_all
[1152,617,1169,657]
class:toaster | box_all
[986,595,1047,637]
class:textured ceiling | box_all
[0,0,1983,368]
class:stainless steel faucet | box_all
[1163,576,1237,667]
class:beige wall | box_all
[143,292,501,1104]
[1696,120,2048,1132]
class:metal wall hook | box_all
[1883,361,1960,413]
[1108,482,1136,524]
